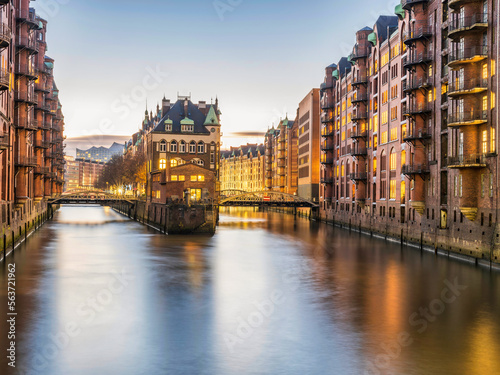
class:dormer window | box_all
[166,124,172,131]
[181,124,194,132]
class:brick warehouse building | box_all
[0,0,65,240]
[320,0,500,262]
[147,95,221,204]
[220,144,265,193]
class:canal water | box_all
[1,206,500,375]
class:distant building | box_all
[63,156,79,191]
[220,144,265,193]
[63,156,105,190]
[264,116,299,195]
[147,95,222,203]
[297,89,321,202]
[76,142,124,163]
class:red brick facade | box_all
[320,1,500,262]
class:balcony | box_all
[14,117,37,131]
[0,134,9,149]
[35,81,50,93]
[321,115,334,124]
[351,94,368,104]
[39,120,52,130]
[351,110,368,121]
[14,64,38,80]
[352,75,368,86]
[321,127,334,137]
[349,173,368,182]
[403,53,433,69]
[34,166,50,175]
[449,14,488,39]
[448,78,488,97]
[350,128,367,139]
[0,23,11,49]
[15,91,38,105]
[320,82,334,91]
[350,46,369,61]
[449,0,485,10]
[403,26,433,44]
[36,102,51,112]
[350,146,367,157]
[15,35,38,54]
[402,0,429,10]
[403,127,431,142]
[448,45,487,67]
[321,102,334,110]
[321,177,334,184]
[448,154,487,168]
[35,140,51,149]
[17,9,41,29]
[403,76,433,92]
[448,110,488,127]
[0,68,8,91]
[402,163,430,175]
[15,156,38,167]
[321,143,334,151]
[320,156,334,165]
[403,103,432,116]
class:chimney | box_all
[184,98,189,117]
[162,97,170,116]
[198,101,206,110]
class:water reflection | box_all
[0,206,499,374]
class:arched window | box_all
[380,150,387,171]
[159,140,166,152]
[170,141,177,153]
[189,141,196,153]
[373,157,377,175]
[197,142,205,154]
[179,141,186,153]
[390,148,396,170]
[170,159,178,168]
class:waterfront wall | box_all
[0,202,58,259]
[113,201,217,234]
[320,208,500,265]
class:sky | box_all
[34,0,400,150]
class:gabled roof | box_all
[204,105,220,126]
[153,99,217,134]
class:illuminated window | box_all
[492,92,496,109]
[492,59,496,76]
[401,150,406,166]
[483,95,488,111]
[428,90,433,103]
[390,127,398,141]
[428,64,433,77]
[381,111,388,124]
[198,175,205,182]
[491,127,496,153]
[390,149,396,170]
[390,180,396,199]
[170,159,178,167]
[483,130,488,154]
[373,115,378,132]
[191,175,197,181]
[373,157,377,175]
[483,64,488,79]
[374,135,378,148]
[171,175,178,181]
[381,131,388,144]
[401,181,406,201]
[159,159,166,170]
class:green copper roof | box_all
[395,4,405,20]
[368,32,377,46]
[164,116,173,125]
[38,21,43,29]
[45,62,54,69]
[347,54,355,65]
[204,105,220,126]
[332,70,339,79]
[180,117,194,125]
